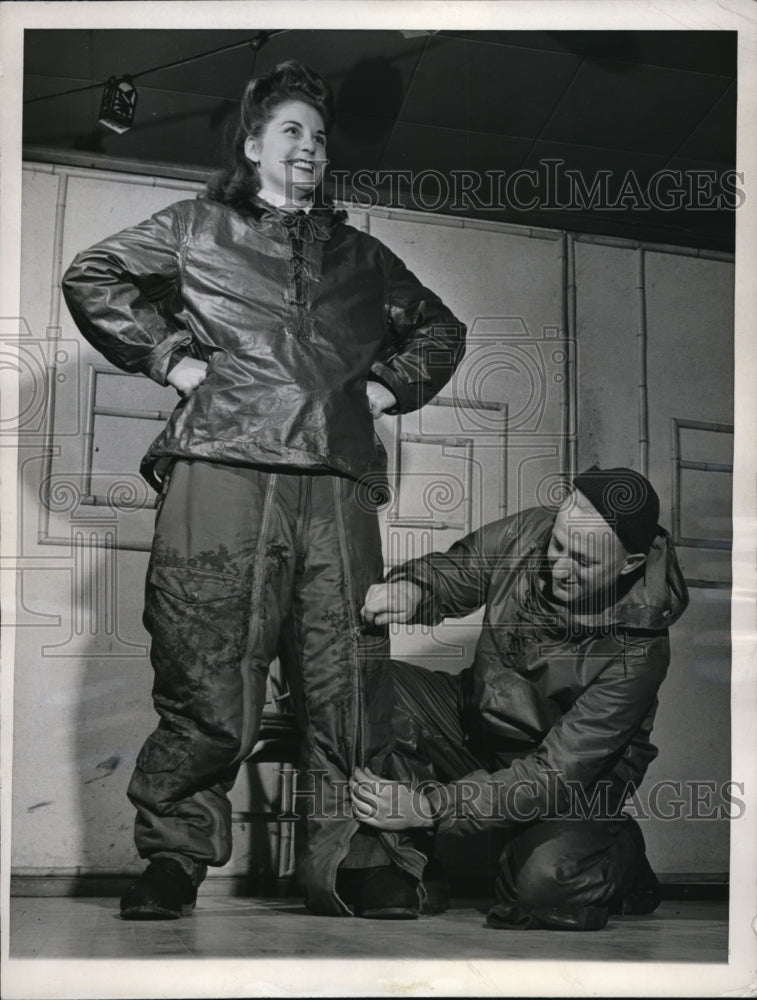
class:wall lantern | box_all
[98,75,138,133]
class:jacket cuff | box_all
[430,770,497,838]
[147,333,193,386]
[421,782,468,838]
[420,782,448,833]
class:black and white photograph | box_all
[1,2,756,997]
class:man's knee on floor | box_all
[510,857,569,911]
[504,840,607,913]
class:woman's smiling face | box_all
[244,99,327,203]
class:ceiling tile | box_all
[519,143,734,249]
[107,88,238,168]
[399,36,580,138]
[377,123,533,177]
[467,131,539,176]
[674,81,736,164]
[90,29,260,100]
[665,156,742,213]
[538,30,736,76]
[31,29,426,106]
[628,30,736,76]
[544,60,733,155]
[24,76,103,151]
[439,31,569,52]
[326,115,393,175]
[380,121,470,175]
[334,45,421,134]
[395,37,469,132]
[464,43,581,137]
[521,140,669,215]
[24,30,93,79]
[372,125,535,216]
[443,30,736,77]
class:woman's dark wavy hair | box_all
[207,60,334,208]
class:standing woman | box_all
[62,61,466,920]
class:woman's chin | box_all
[552,582,579,604]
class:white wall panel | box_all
[641,252,733,874]
[369,215,566,673]
[574,242,733,874]
[574,241,640,470]
[13,169,197,874]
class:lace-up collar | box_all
[246,193,346,236]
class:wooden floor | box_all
[10,895,728,962]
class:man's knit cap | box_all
[571,465,660,554]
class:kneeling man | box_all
[351,466,688,930]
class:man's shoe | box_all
[609,851,662,916]
[120,858,197,920]
[531,905,609,931]
[608,820,662,916]
[487,901,609,931]
[337,865,420,919]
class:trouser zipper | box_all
[232,471,278,768]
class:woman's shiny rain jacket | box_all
[61,197,467,489]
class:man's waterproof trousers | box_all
[390,659,659,929]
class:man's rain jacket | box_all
[388,507,689,836]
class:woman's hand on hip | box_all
[167,357,209,397]
[366,380,397,419]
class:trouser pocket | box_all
[136,728,192,774]
[144,564,252,741]
[130,726,196,813]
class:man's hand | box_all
[167,357,208,396]
[366,380,397,419]
[349,767,433,831]
[361,580,423,628]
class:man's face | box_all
[546,492,641,609]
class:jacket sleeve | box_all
[369,245,466,412]
[385,517,517,624]
[430,639,670,837]
[61,202,193,386]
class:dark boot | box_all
[608,819,662,916]
[609,851,662,915]
[420,857,450,915]
[336,865,420,919]
[487,901,609,931]
[120,857,197,920]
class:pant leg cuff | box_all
[151,852,208,888]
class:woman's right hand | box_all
[166,357,208,397]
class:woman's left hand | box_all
[366,381,397,419]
